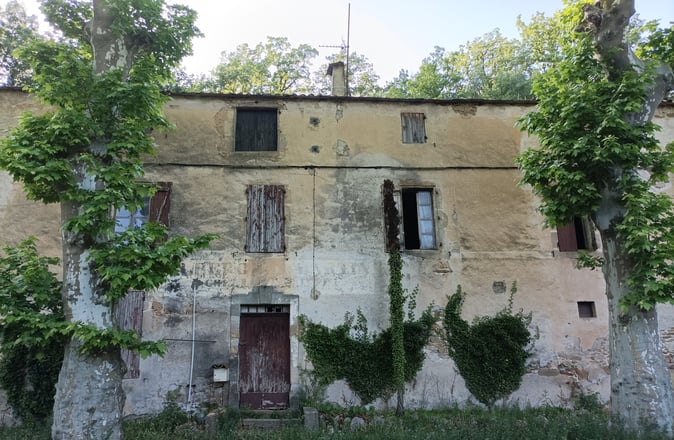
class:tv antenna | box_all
[319,3,351,95]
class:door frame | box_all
[229,287,299,409]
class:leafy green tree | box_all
[516,0,674,433]
[312,50,383,97]
[384,47,449,99]
[0,0,215,438]
[385,31,535,100]
[0,238,65,422]
[209,36,318,94]
[0,0,42,87]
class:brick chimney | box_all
[326,61,347,96]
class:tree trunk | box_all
[52,201,126,440]
[588,0,674,433]
[51,1,137,437]
[597,193,674,433]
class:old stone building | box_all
[2,82,674,416]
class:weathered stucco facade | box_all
[2,88,674,416]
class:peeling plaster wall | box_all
[2,88,674,415]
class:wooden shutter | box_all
[416,191,435,249]
[115,290,145,379]
[235,109,278,151]
[557,222,578,252]
[401,112,426,144]
[149,182,171,226]
[246,185,285,252]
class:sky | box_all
[5,0,674,84]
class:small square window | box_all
[401,112,426,144]
[577,301,596,318]
[235,108,278,151]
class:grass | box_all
[0,406,671,439]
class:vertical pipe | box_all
[346,3,351,96]
[187,287,197,406]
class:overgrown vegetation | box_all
[299,303,434,406]
[383,179,406,415]
[0,238,65,422]
[443,284,534,407]
[3,405,673,439]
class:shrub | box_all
[443,283,534,407]
[299,304,434,405]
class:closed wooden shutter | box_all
[557,222,579,251]
[115,290,145,379]
[235,109,278,151]
[401,112,426,144]
[149,182,171,226]
[246,185,285,252]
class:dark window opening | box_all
[400,188,435,250]
[577,301,597,318]
[401,112,426,144]
[557,217,596,252]
[246,184,285,253]
[235,108,278,151]
[241,304,290,314]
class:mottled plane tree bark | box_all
[517,0,674,433]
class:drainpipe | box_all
[187,279,203,409]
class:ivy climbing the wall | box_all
[443,283,535,408]
[299,300,434,405]
[0,238,66,421]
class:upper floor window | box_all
[557,217,596,252]
[246,184,285,253]
[235,108,278,151]
[401,112,426,144]
[114,182,171,233]
[400,188,435,249]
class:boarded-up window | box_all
[235,108,278,151]
[400,188,436,250]
[557,217,595,252]
[246,185,285,253]
[115,290,144,378]
[401,112,426,144]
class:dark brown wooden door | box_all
[239,312,290,409]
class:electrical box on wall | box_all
[212,364,229,383]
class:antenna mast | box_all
[319,3,351,96]
[345,3,350,96]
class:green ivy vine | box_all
[443,283,535,408]
[0,238,66,421]
[299,301,434,406]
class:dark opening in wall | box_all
[577,301,596,318]
[400,188,435,250]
